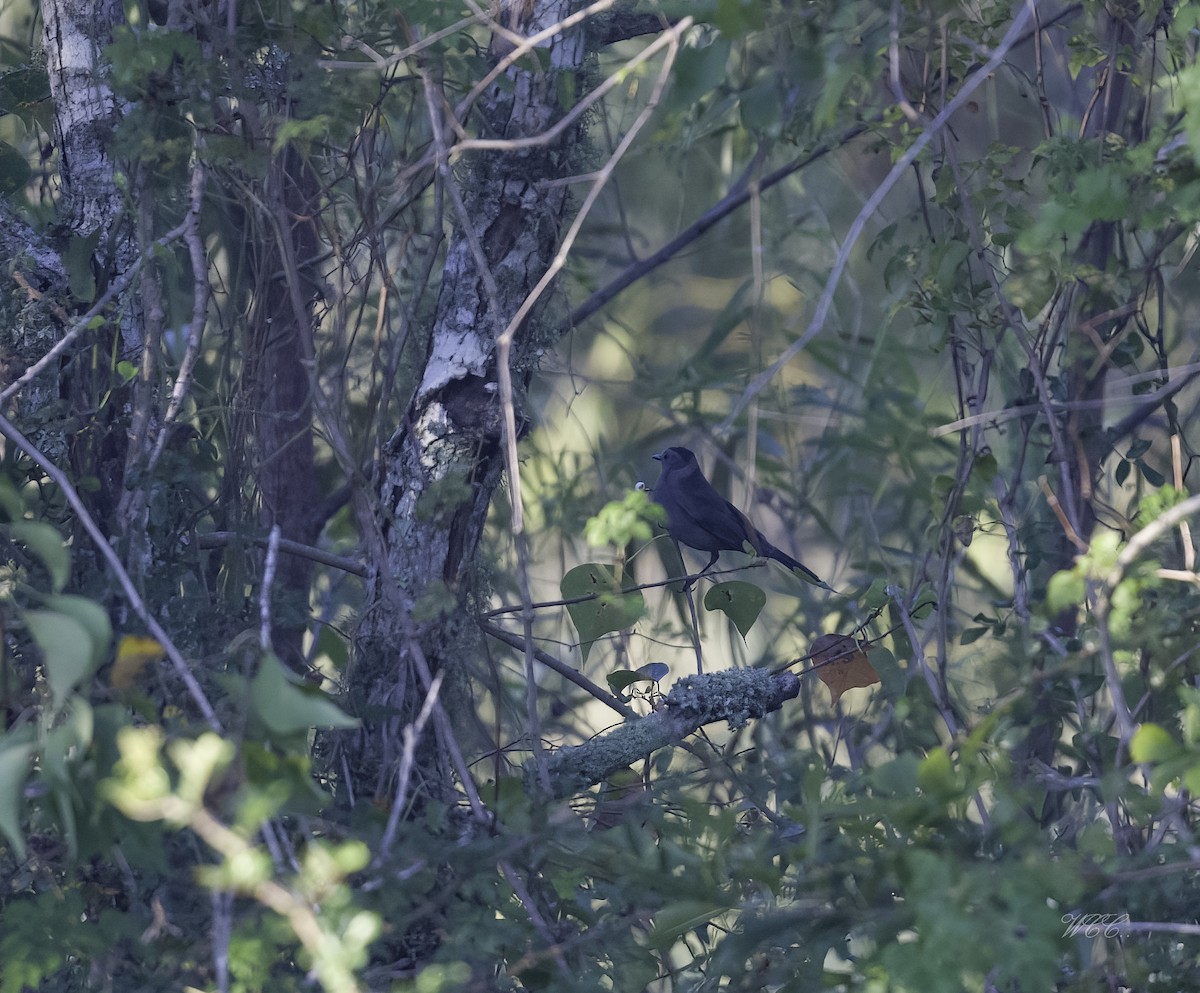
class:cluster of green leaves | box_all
[0,459,374,992]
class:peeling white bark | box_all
[350,0,594,797]
[41,0,125,238]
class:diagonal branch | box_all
[0,411,221,730]
[528,667,800,800]
[569,120,874,328]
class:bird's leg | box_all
[693,551,720,583]
[683,582,704,675]
[668,539,705,672]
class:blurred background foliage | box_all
[2,0,1200,990]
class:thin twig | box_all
[146,152,211,476]
[194,531,366,577]
[378,671,444,860]
[928,361,1200,437]
[482,559,764,617]
[498,859,571,978]
[491,16,689,789]
[1093,493,1200,752]
[210,890,233,993]
[1039,476,1090,553]
[478,619,638,719]
[569,120,874,327]
[1171,433,1194,571]
[450,0,619,130]
[259,525,281,652]
[1105,492,1200,588]
[451,22,683,156]
[318,11,484,70]
[676,542,705,675]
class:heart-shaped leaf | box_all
[703,581,766,639]
[606,662,669,693]
[561,563,645,663]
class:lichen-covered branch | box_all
[530,669,802,800]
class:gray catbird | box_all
[652,446,822,586]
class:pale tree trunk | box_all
[41,0,154,569]
[339,0,586,803]
[41,0,128,271]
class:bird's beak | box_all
[652,452,663,462]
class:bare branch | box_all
[569,120,874,327]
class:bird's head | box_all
[652,446,698,470]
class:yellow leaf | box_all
[110,635,165,690]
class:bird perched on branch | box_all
[652,446,824,588]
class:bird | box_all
[651,446,824,588]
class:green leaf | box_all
[556,71,576,112]
[561,563,645,663]
[0,140,31,197]
[0,730,36,859]
[738,79,780,134]
[648,900,731,950]
[64,231,99,301]
[607,670,645,692]
[638,662,669,682]
[1137,460,1165,486]
[860,579,892,610]
[917,747,958,800]
[41,698,93,855]
[1184,762,1200,795]
[45,594,112,670]
[712,0,765,34]
[8,521,71,591]
[0,476,23,522]
[1045,569,1085,616]
[272,114,332,154]
[1125,438,1152,460]
[606,662,669,693]
[0,66,51,111]
[959,626,987,646]
[703,581,765,639]
[250,653,359,736]
[1130,723,1180,764]
[24,610,96,707]
[667,37,731,111]
[585,489,663,547]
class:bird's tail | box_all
[760,537,826,588]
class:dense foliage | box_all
[2,0,1200,990]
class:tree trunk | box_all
[41,0,150,559]
[243,144,323,671]
[338,0,586,804]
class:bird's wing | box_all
[729,503,765,554]
[662,467,747,546]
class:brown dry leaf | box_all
[811,633,880,705]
